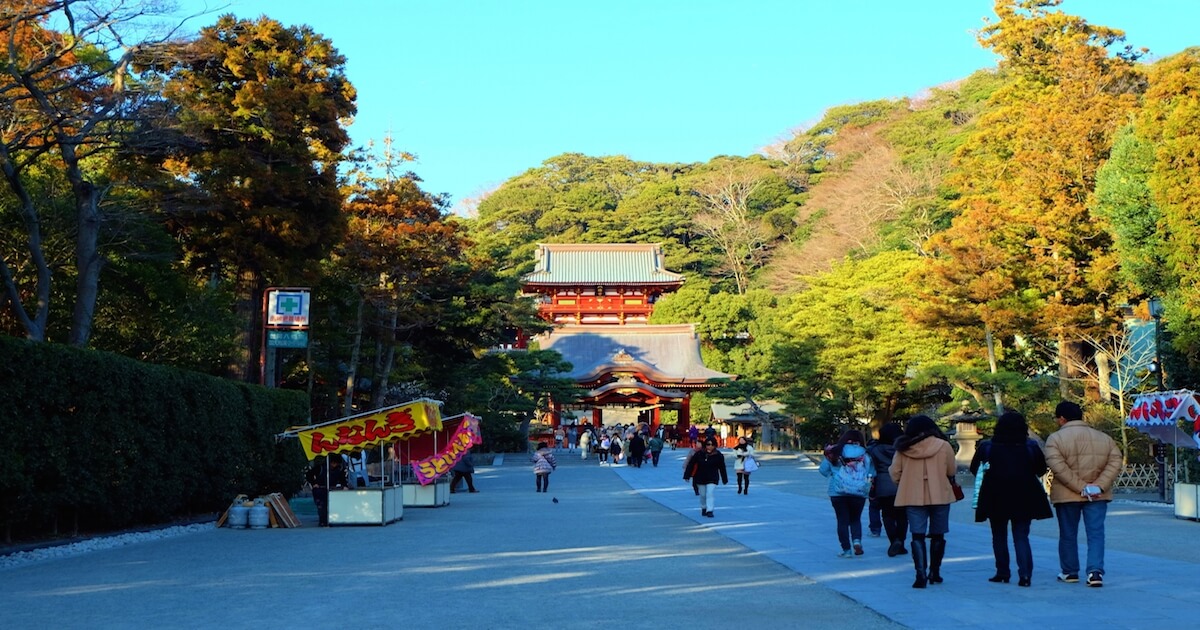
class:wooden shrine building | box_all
[521,243,734,436]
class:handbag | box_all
[743,456,759,473]
[950,477,965,502]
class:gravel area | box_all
[0,523,212,571]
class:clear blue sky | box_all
[178,1,1198,212]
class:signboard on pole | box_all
[266,289,310,327]
[267,330,309,348]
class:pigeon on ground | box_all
[552,497,559,503]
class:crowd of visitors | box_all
[808,400,1122,593]
[491,399,1122,594]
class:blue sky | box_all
[178,1,1199,211]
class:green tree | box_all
[153,14,356,381]
[780,251,949,425]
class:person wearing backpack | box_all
[819,429,876,558]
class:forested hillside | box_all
[465,1,1200,454]
[4,1,1198,462]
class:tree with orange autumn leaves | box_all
[920,0,1145,402]
[0,0,179,345]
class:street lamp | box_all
[1148,297,1165,390]
[1148,297,1167,502]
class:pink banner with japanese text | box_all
[412,414,483,485]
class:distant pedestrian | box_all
[1044,401,1122,588]
[819,430,875,557]
[610,434,624,465]
[688,424,699,447]
[450,455,478,493]
[890,415,957,589]
[598,435,611,465]
[629,433,646,468]
[532,442,557,493]
[684,438,729,517]
[648,433,665,467]
[733,437,757,495]
[579,430,592,460]
[567,425,578,453]
[971,411,1052,587]
[554,426,566,451]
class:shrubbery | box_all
[0,337,308,542]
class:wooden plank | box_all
[266,493,301,528]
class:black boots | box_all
[928,536,946,584]
[911,535,927,589]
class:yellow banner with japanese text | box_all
[297,400,443,460]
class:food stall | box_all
[1125,390,1200,520]
[280,398,445,526]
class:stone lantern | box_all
[944,404,989,471]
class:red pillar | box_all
[652,407,661,436]
[592,407,602,427]
[551,401,562,428]
[679,396,691,442]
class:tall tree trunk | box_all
[343,294,365,415]
[67,171,102,347]
[372,307,399,408]
[0,148,50,341]
[985,325,1004,412]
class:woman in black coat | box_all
[970,410,1053,587]
[867,423,908,557]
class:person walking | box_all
[683,438,729,517]
[970,410,1052,587]
[610,434,624,465]
[867,423,908,557]
[890,415,957,588]
[819,430,875,557]
[597,434,611,465]
[629,432,647,468]
[567,424,578,453]
[733,437,757,495]
[647,432,665,467]
[1044,401,1123,588]
[688,424,699,447]
[532,441,557,493]
[449,454,479,493]
[554,426,566,452]
[579,429,592,461]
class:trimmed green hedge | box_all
[0,336,308,541]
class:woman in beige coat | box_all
[890,415,958,589]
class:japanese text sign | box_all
[412,414,483,485]
[266,288,311,327]
[297,399,443,460]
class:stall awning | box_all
[1125,390,1200,449]
[280,398,444,460]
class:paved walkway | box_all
[0,448,1195,629]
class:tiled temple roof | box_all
[522,243,685,286]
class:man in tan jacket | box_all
[1044,401,1123,588]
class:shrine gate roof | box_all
[534,324,735,384]
[522,243,685,286]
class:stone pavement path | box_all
[1,447,1194,629]
[0,450,897,630]
[615,449,1197,630]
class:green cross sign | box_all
[278,295,301,314]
